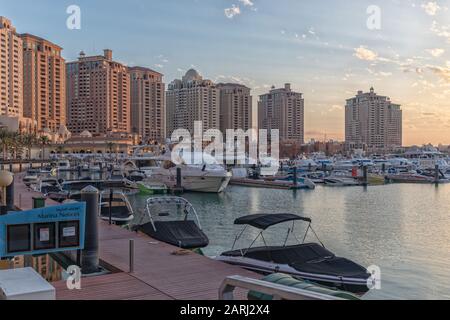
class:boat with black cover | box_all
[135,196,209,250]
[216,213,371,294]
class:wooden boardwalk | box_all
[13,174,260,300]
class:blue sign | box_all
[0,203,86,258]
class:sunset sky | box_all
[1,0,449,145]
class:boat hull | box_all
[152,172,231,193]
[215,255,370,295]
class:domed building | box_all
[182,69,202,83]
[166,69,220,136]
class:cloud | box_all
[224,5,241,19]
[421,2,441,16]
[354,46,378,61]
[427,65,450,82]
[427,48,445,57]
[239,0,254,6]
[430,21,450,42]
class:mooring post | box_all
[81,185,100,274]
[363,166,368,186]
[435,164,440,184]
[176,167,182,189]
[129,239,135,273]
[293,167,298,187]
[109,188,113,225]
[6,173,14,211]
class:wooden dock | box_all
[13,174,260,300]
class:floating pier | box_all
[13,174,260,300]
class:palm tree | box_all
[22,133,37,160]
[106,142,116,161]
[39,136,50,161]
[0,129,13,162]
[55,145,65,158]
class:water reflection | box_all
[129,183,450,300]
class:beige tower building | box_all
[129,67,165,142]
[166,69,220,136]
[66,50,130,135]
[0,17,23,118]
[258,84,304,143]
[217,83,252,132]
[21,33,66,132]
[345,87,402,150]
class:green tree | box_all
[40,136,51,160]
[22,133,37,160]
[0,129,13,161]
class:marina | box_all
[4,156,450,300]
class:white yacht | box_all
[292,158,318,171]
[127,146,232,193]
[150,153,232,193]
[57,160,71,171]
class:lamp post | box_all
[0,170,13,215]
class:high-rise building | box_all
[345,87,402,150]
[258,84,304,143]
[129,67,165,142]
[66,49,130,135]
[0,17,23,118]
[21,33,66,132]
[166,69,220,136]
[217,83,252,132]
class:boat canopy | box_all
[234,214,312,230]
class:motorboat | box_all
[23,169,39,187]
[127,170,146,182]
[137,181,168,195]
[273,176,316,190]
[151,153,232,193]
[292,158,318,171]
[333,160,356,171]
[57,160,71,172]
[386,172,436,184]
[324,172,362,187]
[135,196,209,250]
[109,169,125,181]
[216,214,371,295]
[99,190,134,225]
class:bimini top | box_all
[234,214,312,230]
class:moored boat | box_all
[216,213,371,295]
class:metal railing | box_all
[219,275,344,301]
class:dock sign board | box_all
[0,203,86,258]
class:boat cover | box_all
[223,243,369,279]
[100,206,132,219]
[138,221,209,249]
[234,214,311,230]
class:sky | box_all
[1,0,449,145]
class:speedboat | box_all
[386,172,435,184]
[57,160,71,172]
[110,169,125,181]
[99,191,134,225]
[137,181,168,195]
[216,214,371,295]
[151,153,232,193]
[324,172,362,187]
[23,169,39,187]
[134,196,209,250]
[127,170,146,182]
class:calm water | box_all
[128,183,450,300]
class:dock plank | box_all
[14,174,260,300]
